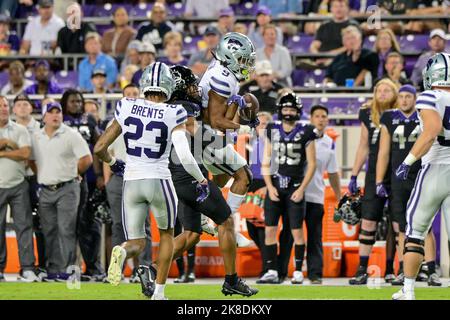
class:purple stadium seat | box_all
[0,72,8,89]
[235,2,258,16]
[54,71,78,90]
[291,69,307,87]
[96,24,112,36]
[399,35,429,53]
[183,35,203,54]
[168,2,186,17]
[363,35,376,50]
[404,56,417,78]
[81,4,95,17]
[130,3,154,17]
[96,3,116,17]
[286,34,314,53]
[305,69,326,85]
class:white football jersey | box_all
[415,89,450,165]
[199,59,240,109]
[114,97,187,180]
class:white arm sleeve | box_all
[172,129,206,183]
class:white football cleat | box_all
[108,246,126,286]
[392,288,415,300]
[201,215,218,237]
[291,271,304,284]
[236,232,252,247]
[18,270,40,283]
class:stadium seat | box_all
[54,71,78,90]
[168,2,186,17]
[130,3,154,17]
[291,68,307,87]
[235,2,259,16]
[0,72,8,88]
[286,34,314,53]
[183,35,203,54]
[399,34,429,53]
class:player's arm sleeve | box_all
[209,73,233,98]
[172,129,206,183]
[175,106,188,126]
[415,91,439,112]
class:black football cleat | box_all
[391,273,405,286]
[137,265,157,298]
[427,273,442,287]
[349,267,368,285]
[222,278,258,297]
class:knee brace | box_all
[403,237,425,256]
[359,229,376,245]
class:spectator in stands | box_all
[373,52,412,88]
[0,95,38,282]
[119,64,140,89]
[20,0,65,55]
[0,0,31,17]
[248,6,283,50]
[25,60,63,96]
[239,60,284,114]
[1,61,33,96]
[131,42,157,86]
[0,14,20,56]
[90,69,108,95]
[78,32,119,92]
[136,3,173,52]
[188,25,220,77]
[102,7,136,58]
[374,28,401,79]
[184,0,229,18]
[411,28,448,88]
[119,40,141,75]
[158,31,188,66]
[233,23,248,35]
[309,0,359,66]
[56,3,96,54]
[403,2,449,34]
[30,102,92,281]
[256,24,292,87]
[217,7,235,35]
[325,25,378,87]
[258,0,303,17]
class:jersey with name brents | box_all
[168,99,208,184]
[63,113,98,146]
[198,59,239,109]
[381,109,421,182]
[114,97,187,181]
[359,107,387,180]
[266,121,318,182]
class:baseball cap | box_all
[91,68,107,78]
[429,29,448,40]
[138,41,156,54]
[256,5,271,16]
[38,0,54,8]
[13,93,33,105]
[255,60,273,76]
[35,59,50,69]
[42,102,62,116]
[205,25,220,36]
[85,32,101,43]
[0,14,11,24]
[399,84,416,95]
[219,7,234,17]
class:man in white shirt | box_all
[305,104,342,284]
[20,0,65,55]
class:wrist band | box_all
[404,153,417,166]
[107,157,116,166]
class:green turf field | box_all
[1,283,450,300]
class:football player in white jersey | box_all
[94,62,210,300]
[198,32,258,246]
[392,53,450,300]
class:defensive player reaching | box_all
[198,32,259,246]
[392,53,450,300]
[94,62,209,300]
[259,93,318,284]
[376,84,441,286]
[167,65,258,296]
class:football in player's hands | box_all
[239,93,260,122]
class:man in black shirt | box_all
[373,52,413,88]
[310,0,359,66]
[57,3,96,54]
[325,25,379,86]
[136,3,173,52]
[239,60,284,114]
